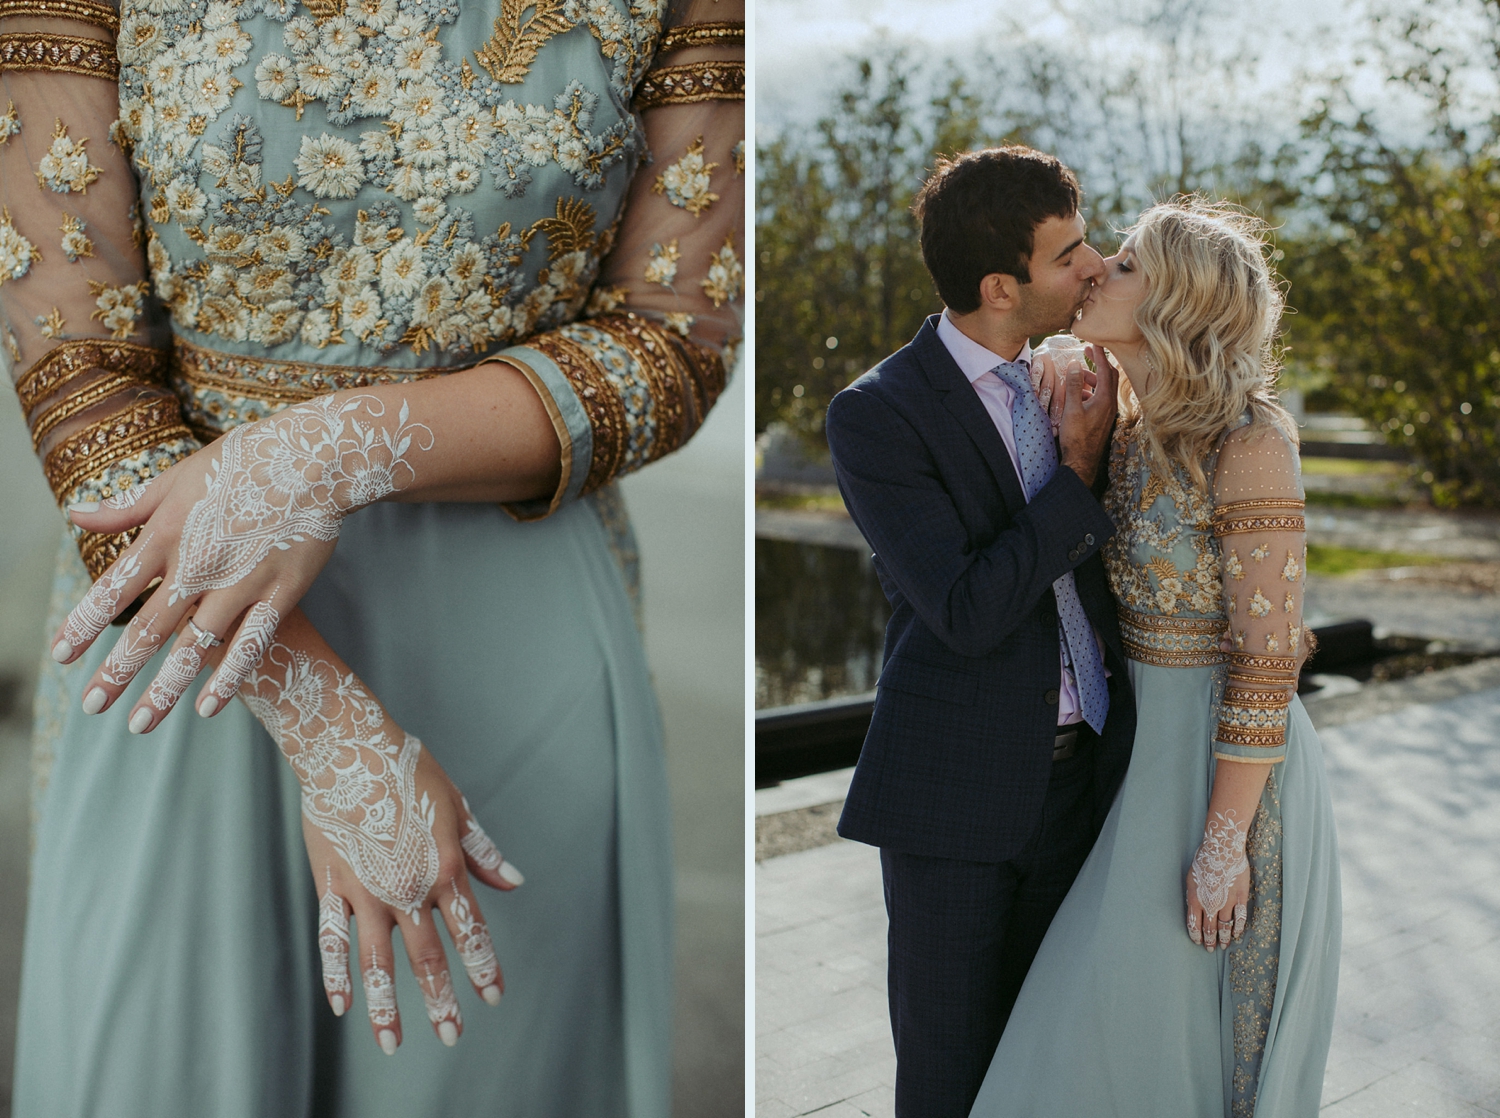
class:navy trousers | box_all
[881,735,1099,1118]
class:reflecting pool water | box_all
[755,538,890,709]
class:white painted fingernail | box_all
[438,1020,458,1046]
[331,994,346,1016]
[52,639,72,663]
[82,687,107,715]
[378,1029,398,1056]
[128,708,152,735]
[67,501,100,514]
[481,985,501,1006]
[198,693,220,718]
[498,860,525,887]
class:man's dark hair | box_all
[912,146,1082,314]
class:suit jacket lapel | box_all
[913,317,1029,515]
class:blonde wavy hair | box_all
[1119,197,1296,491]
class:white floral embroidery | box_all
[1250,543,1270,562]
[295,134,366,199]
[36,119,102,194]
[59,214,93,262]
[0,208,40,282]
[701,234,742,307]
[663,311,694,336]
[1247,588,1273,618]
[1225,550,1244,580]
[653,135,718,216]
[89,280,148,340]
[0,101,19,143]
[1282,550,1302,582]
[644,239,679,287]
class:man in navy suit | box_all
[826,146,1137,1117]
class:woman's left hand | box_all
[1184,809,1251,952]
[51,391,433,731]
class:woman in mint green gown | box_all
[2,1,742,1114]
[971,201,1340,1118]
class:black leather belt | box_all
[1054,723,1094,761]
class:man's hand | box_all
[1058,343,1118,488]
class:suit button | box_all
[1085,533,1095,546]
[1044,689,1060,705]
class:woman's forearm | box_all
[343,361,562,506]
[1206,759,1273,830]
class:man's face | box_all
[1014,211,1106,335]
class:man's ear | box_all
[977,271,1022,313]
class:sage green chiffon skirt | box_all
[970,660,1342,1118]
[13,496,671,1118]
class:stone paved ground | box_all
[756,673,1500,1117]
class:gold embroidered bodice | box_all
[1103,413,1307,762]
[0,0,743,574]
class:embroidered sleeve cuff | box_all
[1213,684,1290,763]
[495,312,727,521]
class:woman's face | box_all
[1073,239,1147,349]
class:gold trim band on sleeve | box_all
[634,60,744,109]
[657,21,744,53]
[16,340,167,414]
[1228,654,1298,674]
[1213,513,1306,537]
[0,30,117,79]
[43,391,193,501]
[0,0,119,31]
[28,371,138,451]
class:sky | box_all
[753,0,1367,133]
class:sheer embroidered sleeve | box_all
[494,0,742,519]
[0,1,198,578]
[1211,422,1306,764]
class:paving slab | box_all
[756,679,1500,1117]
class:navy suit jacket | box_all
[826,316,1136,864]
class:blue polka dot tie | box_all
[990,360,1110,734]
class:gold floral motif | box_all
[701,234,742,307]
[1247,588,1272,618]
[0,100,17,144]
[653,136,719,216]
[59,213,93,261]
[532,196,598,260]
[87,279,148,340]
[36,118,101,194]
[1265,633,1280,653]
[36,307,65,338]
[644,239,679,287]
[634,60,745,109]
[1282,550,1302,582]
[1284,592,1295,613]
[1289,624,1301,652]
[1225,550,1244,580]
[0,31,118,81]
[472,0,574,84]
[662,311,694,336]
[1250,542,1269,561]
[0,205,40,281]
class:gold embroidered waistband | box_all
[171,337,449,435]
[0,31,116,79]
[657,21,744,53]
[634,61,744,109]
[0,0,118,30]
[1117,606,1227,668]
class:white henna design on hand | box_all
[419,965,462,1045]
[363,946,399,1054]
[58,537,151,655]
[208,598,281,702]
[147,642,204,712]
[101,613,164,687]
[1190,810,1249,947]
[449,886,499,994]
[241,641,439,919]
[168,395,432,606]
[318,870,352,1015]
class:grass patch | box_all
[1300,456,1408,478]
[1305,543,1446,575]
[1305,491,1416,510]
